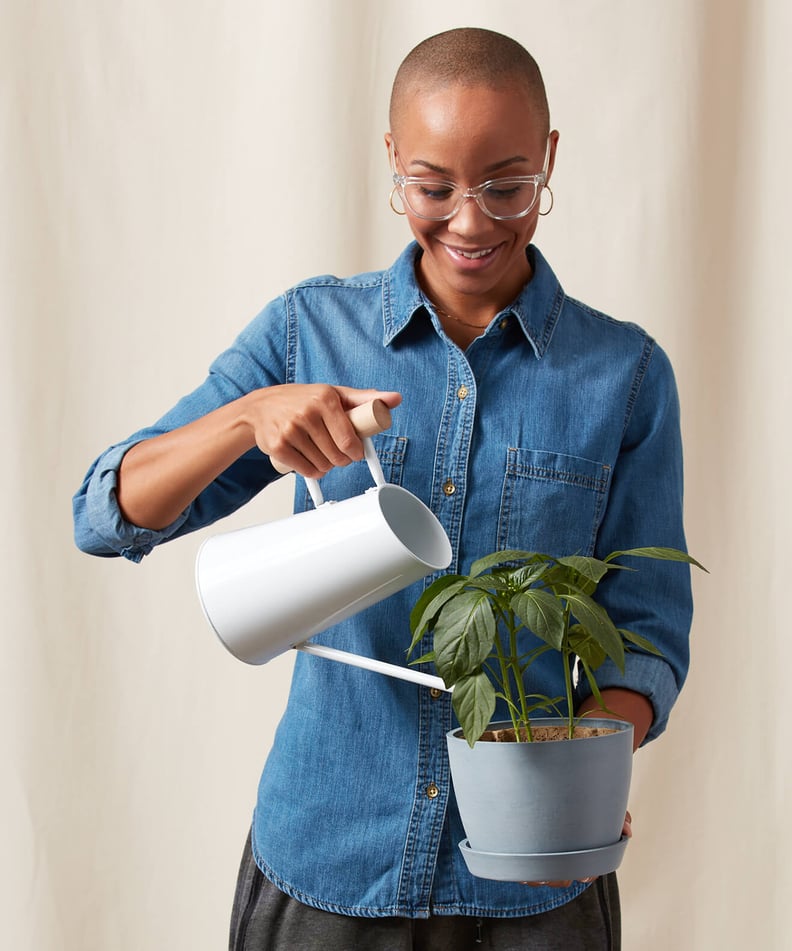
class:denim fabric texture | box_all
[73,242,692,919]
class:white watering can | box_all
[195,400,452,692]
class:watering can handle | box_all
[269,399,392,475]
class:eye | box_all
[415,182,455,201]
[483,180,528,202]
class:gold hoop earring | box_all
[389,186,406,216]
[539,185,554,216]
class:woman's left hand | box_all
[521,811,632,887]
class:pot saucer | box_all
[459,835,629,882]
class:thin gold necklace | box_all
[427,300,492,330]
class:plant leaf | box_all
[523,694,566,718]
[407,650,436,667]
[469,550,547,577]
[408,575,466,654]
[556,555,614,585]
[464,574,515,594]
[540,575,593,601]
[510,562,550,589]
[511,589,565,649]
[433,591,496,683]
[563,591,625,672]
[578,657,610,709]
[452,669,497,747]
[575,659,625,726]
[605,547,708,573]
[568,626,607,670]
[619,627,664,656]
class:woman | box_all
[74,28,692,951]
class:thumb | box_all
[622,811,633,838]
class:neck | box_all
[415,249,533,330]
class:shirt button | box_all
[443,479,456,496]
[499,317,509,330]
[426,782,440,800]
[457,384,469,400]
[429,687,443,699]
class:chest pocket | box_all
[297,433,408,511]
[496,448,612,556]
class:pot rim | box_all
[447,717,634,743]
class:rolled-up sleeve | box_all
[73,442,191,561]
[73,294,291,560]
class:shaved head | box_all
[389,28,550,136]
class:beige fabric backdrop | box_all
[2,1,789,947]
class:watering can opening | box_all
[375,483,452,570]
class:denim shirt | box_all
[73,243,692,919]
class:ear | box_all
[545,129,560,185]
[384,132,394,164]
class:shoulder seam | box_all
[622,336,656,439]
[565,295,651,342]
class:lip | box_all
[441,242,503,270]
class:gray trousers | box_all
[229,833,621,951]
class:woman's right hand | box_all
[238,384,402,479]
[116,383,402,530]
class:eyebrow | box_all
[409,155,531,176]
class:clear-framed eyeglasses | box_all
[389,137,551,221]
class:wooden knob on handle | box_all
[270,399,392,474]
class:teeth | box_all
[457,248,493,259]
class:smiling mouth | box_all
[452,247,496,260]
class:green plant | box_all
[408,547,705,747]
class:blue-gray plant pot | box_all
[447,718,633,881]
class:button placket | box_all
[403,350,475,902]
[437,364,475,515]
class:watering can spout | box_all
[295,642,451,692]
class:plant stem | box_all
[562,603,575,739]
[493,611,523,740]
[507,607,533,742]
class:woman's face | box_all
[386,83,558,309]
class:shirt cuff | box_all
[85,442,190,562]
[575,651,680,745]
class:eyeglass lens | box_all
[401,179,540,220]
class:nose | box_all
[447,193,494,237]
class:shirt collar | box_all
[381,242,564,358]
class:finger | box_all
[319,410,369,467]
[263,386,401,477]
[271,396,359,475]
[268,440,332,479]
[622,810,633,838]
[317,394,398,468]
[271,402,393,475]
[309,416,362,469]
[521,880,573,888]
[293,392,395,468]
